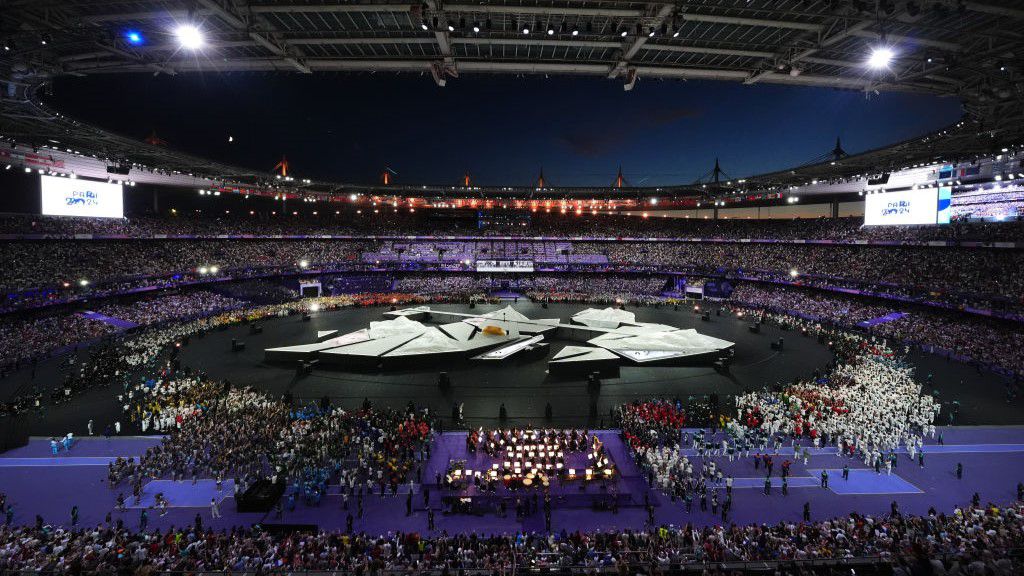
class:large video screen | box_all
[40,175,124,219]
[864,189,941,226]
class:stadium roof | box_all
[2,1,1023,195]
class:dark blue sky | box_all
[49,74,962,187]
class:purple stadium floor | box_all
[1,427,1023,536]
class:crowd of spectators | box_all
[0,312,117,377]
[2,231,1021,319]
[4,212,1023,242]
[0,496,1020,572]
[0,239,367,294]
[91,292,248,326]
[728,283,1024,377]
[526,275,668,304]
[0,293,379,416]
[0,269,1022,573]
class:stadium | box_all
[1,0,1024,573]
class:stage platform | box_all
[1,428,1024,537]
[265,304,734,372]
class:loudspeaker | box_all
[297,360,316,376]
[713,359,731,374]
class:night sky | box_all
[47,74,962,187]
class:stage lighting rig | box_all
[868,47,894,69]
[175,24,204,49]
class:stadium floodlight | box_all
[79,279,89,287]
[571,26,579,36]
[472,22,481,33]
[299,259,309,268]
[619,29,628,37]
[209,265,219,274]
[175,24,204,50]
[789,269,799,278]
[125,30,144,45]
[649,197,658,205]
[198,267,208,275]
[309,303,321,312]
[867,47,894,69]
[522,24,530,34]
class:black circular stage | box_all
[4,301,1016,436]
[179,301,830,427]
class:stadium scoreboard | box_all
[863,187,950,226]
[40,175,124,219]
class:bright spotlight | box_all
[78,279,89,287]
[175,24,204,49]
[309,303,321,312]
[209,265,219,274]
[649,197,658,206]
[867,47,894,69]
[349,193,358,201]
[789,269,799,278]
[125,30,144,45]
[299,259,309,268]
[198,266,209,275]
